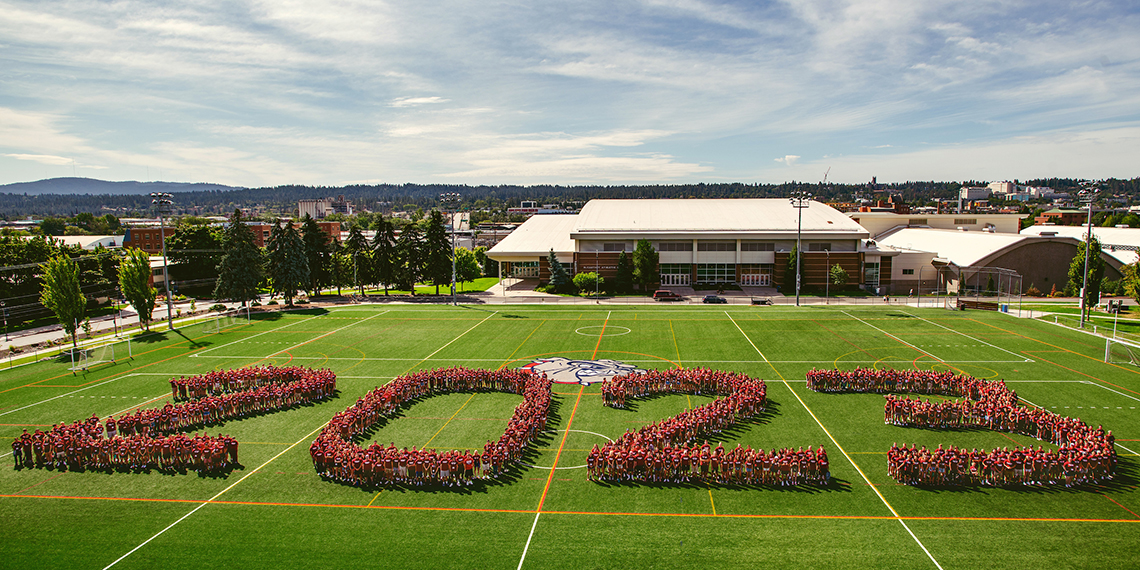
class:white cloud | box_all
[390,96,449,107]
[4,153,73,165]
[775,155,800,166]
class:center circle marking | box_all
[522,429,613,470]
[574,325,631,337]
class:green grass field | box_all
[2,304,1138,569]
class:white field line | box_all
[190,310,335,356]
[903,311,1033,362]
[841,310,949,365]
[0,372,153,419]
[403,311,499,370]
[725,311,944,570]
[517,511,542,570]
[245,310,391,361]
[1081,381,1140,403]
[1116,442,1139,456]
[101,420,330,570]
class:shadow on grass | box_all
[905,454,1138,495]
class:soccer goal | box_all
[1106,337,1140,367]
[68,337,131,372]
[204,307,251,334]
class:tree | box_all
[371,217,398,295]
[785,245,805,292]
[1124,263,1140,305]
[300,214,332,295]
[454,247,482,288]
[40,217,66,236]
[344,225,370,296]
[573,272,603,296]
[474,246,497,277]
[632,239,659,294]
[40,255,86,349]
[214,210,264,306]
[266,220,309,305]
[396,222,424,294]
[423,210,452,294]
[1067,235,1105,309]
[329,242,352,296]
[547,249,575,294]
[119,248,157,331]
[614,251,634,294]
[830,263,849,288]
[166,224,223,285]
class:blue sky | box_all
[1,0,1137,187]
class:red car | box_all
[653,290,684,302]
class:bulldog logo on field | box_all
[520,357,644,385]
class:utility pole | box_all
[789,190,812,306]
[150,192,174,330]
[1078,181,1099,328]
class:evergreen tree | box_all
[614,251,634,294]
[632,239,659,294]
[423,210,452,294]
[344,225,369,296]
[300,214,331,294]
[1067,235,1105,309]
[267,220,309,305]
[371,217,398,295]
[119,248,157,331]
[214,209,264,306]
[329,242,352,296]
[547,249,575,294]
[396,222,424,294]
[39,255,86,349]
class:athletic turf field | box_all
[2,304,1138,569]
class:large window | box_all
[697,242,736,252]
[808,243,832,252]
[954,219,977,225]
[658,242,693,252]
[740,242,774,251]
[696,263,736,284]
[864,262,880,292]
[659,264,691,286]
[602,243,627,252]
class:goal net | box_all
[204,307,251,334]
[1106,337,1140,367]
[68,337,130,371]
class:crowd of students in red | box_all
[11,365,335,474]
[310,367,551,488]
[591,368,830,485]
[806,367,1117,487]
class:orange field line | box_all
[1103,494,1140,520]
[536,385,584,513]
[2,493,1138,523]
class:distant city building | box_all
[122,226,177,253]
[959,187,991,201]
[299,196,354,219]
[506,200,576,217]
[988,181,1015,195]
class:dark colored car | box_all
[653,290,684,301]
[702,295,727,304]
[751,297,773,305]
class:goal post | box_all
[204,307,252,334]
[1106,337,1140,367]
[68,336,131,371]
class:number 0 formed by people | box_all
[806,367,1117,487]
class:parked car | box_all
[751,297,773,306]
[702,295,727,304]
[653,290,684,302]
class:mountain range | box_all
[0,177,241,196]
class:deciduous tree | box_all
[119,248,156,330]
[40,255,86,349]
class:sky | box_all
[1,0,1138,188]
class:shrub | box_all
[1025,284,1043,297]
[268,300,279,305]
[210,304,226,312]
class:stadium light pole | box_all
[440,193,461,306]
[1,301,7,341]
[150,192,174,330]
[824,249,830,305]
[1078,181,1098,328]
[789,190,812,306]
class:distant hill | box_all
[0,177,241,196]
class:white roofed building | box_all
[488,199,876,291]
